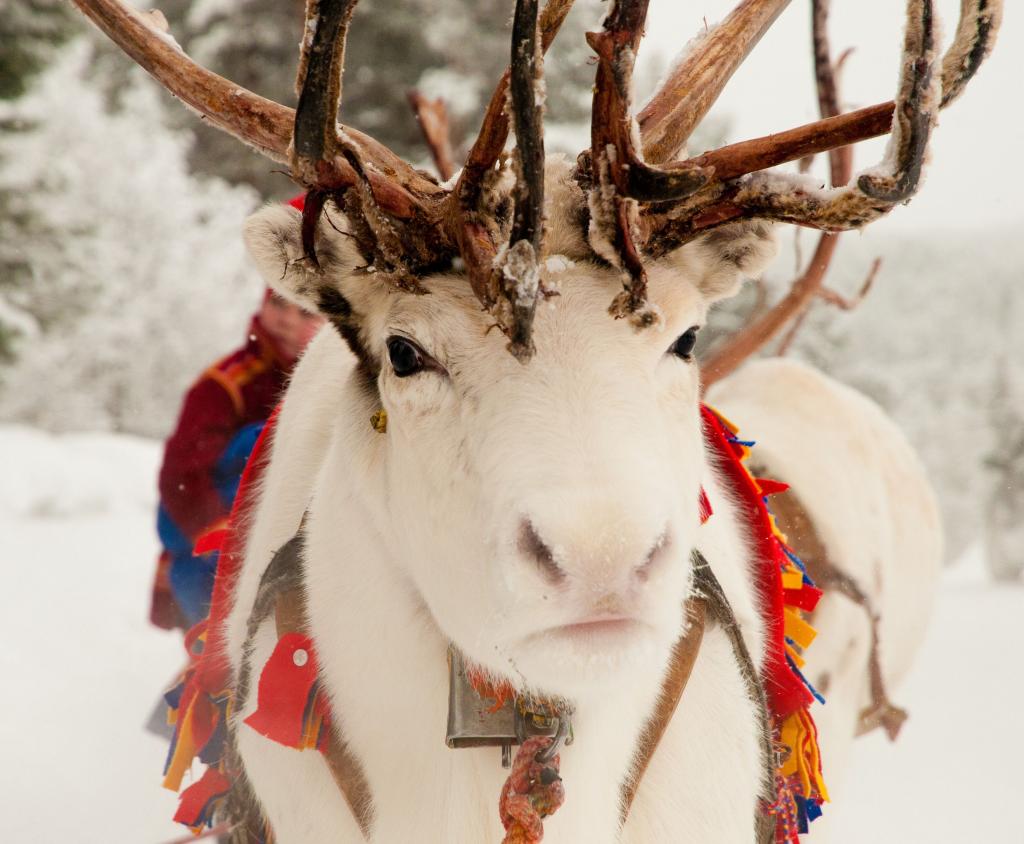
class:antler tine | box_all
[669,0,1001,184]
[292,0,359,187]
[292,0,358,267]
[645,0,1009,256]
[848,11,937,206]
[456,0,575,200]
[638,0,792,166]
[72,0,293,159]
[586,0,710,326]
[407,91,456,182]
[941,0,1003,107]
[811,0,851,190]
[496,0,547,359]
[447,0,574,356]
[291,0,454,285]
[643,0,1003,256]
[701,0,853,388]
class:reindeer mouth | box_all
[532,615,649,646]
[560,615,635,632]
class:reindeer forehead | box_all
[380,260,705,359]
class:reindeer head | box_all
[244,158,776,692]
[74,0,1001,693]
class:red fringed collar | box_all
[701,405,828,840]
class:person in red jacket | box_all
[150,288,324,629]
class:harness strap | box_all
[690,553,778,844]
[271,555,375,838]
[620,595,706,819]
[234,533,374,841]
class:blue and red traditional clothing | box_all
[149,314,288,629]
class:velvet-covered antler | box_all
[637,0,1003,257]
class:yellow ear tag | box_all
[370,409,388,434]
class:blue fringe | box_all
[786,654,826,705]
[164,678,186,710]
[794,796,810,833]
[726,436,757,447]
[198,707,227,766]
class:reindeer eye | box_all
[387,336,426,377]
[669,326,700,360]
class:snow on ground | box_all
[827,545,1024,843]
[0,427,182,844]
[1,426,1021,843]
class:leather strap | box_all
[620,596,707,819]
[238,533,374,840]
[271,560,375,838]
[691,553,778,844]
[622,553,776,841]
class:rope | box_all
[499,735,566,844]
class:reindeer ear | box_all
[243,203,366,317]
[681,221,778,303]
[244,203,383,370]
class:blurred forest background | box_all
[0,0,1021,570]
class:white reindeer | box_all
[72,0,1001,840]
[229,184,943,844]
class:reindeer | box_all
[73,0,1001,841]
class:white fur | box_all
[220,184,939,842]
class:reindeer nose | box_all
[517,519,566,585]
[515,517,671,588]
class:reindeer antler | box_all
[446,0,576,358]
[71,0,446,221]
[702,0,863,387]
[638,0,791,165]
[72,0,1001,361]
[585,0,710,326]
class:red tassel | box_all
[193,527,228,556]
[757,478,790,497]
[785,584,823,613]
[243,633,321,748]
[173,766,231,830]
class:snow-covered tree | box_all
[0,0,80,360]
[982,326,1024,581]
[0,41,259,436]
[0,0,76,100]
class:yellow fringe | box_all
[163,702,197,792]
[783,608,817,650]
[779,710,830,802]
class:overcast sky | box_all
[638,1,1021,234]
